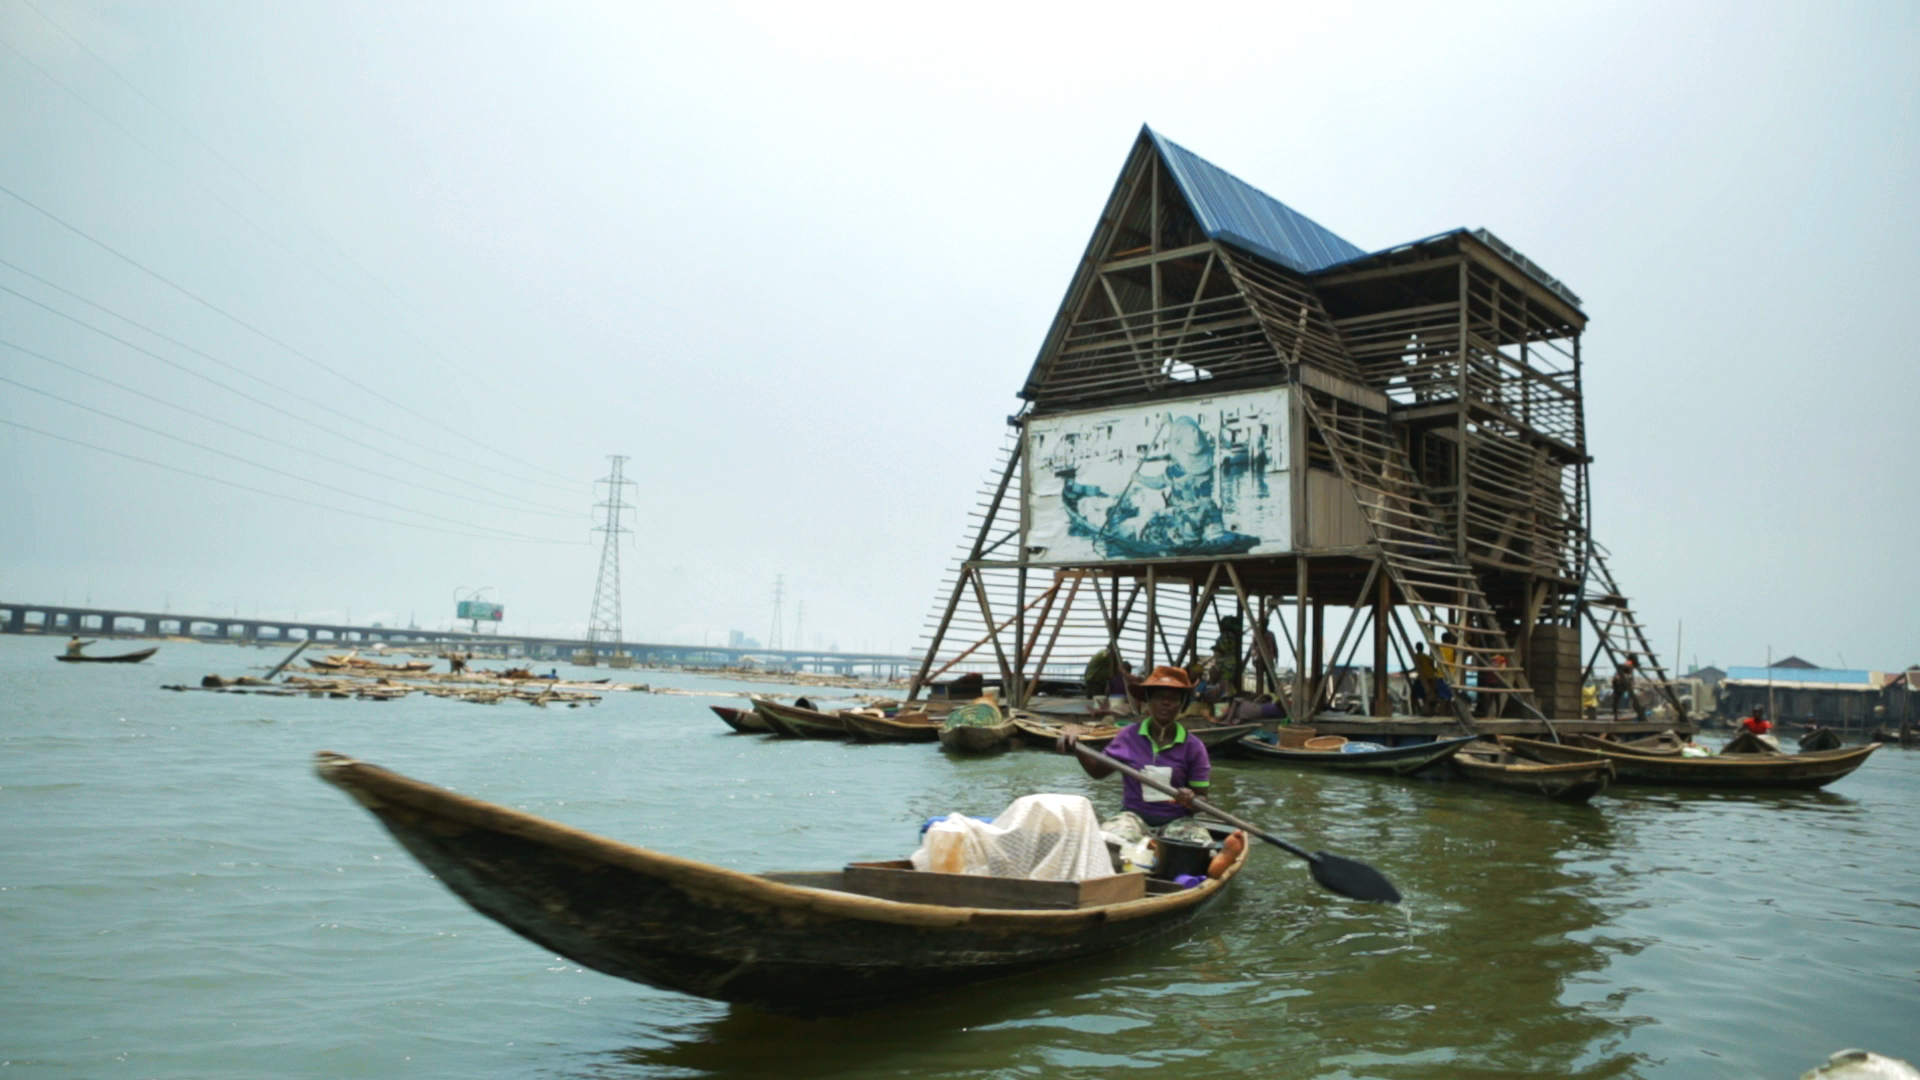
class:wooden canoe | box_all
[1798,728,1844,752]
[1450,742,1613,803]
[313,752,1247,1017]
[939,701,1014,754]
[1499,735,1880,789]
[710,705,768,734]
[1010,714,1123,750]
[1227,733,1476,775]
[840,710,941,742]
[55,646,158,664]
[1190,721,1264,749]
[751,697,848,739]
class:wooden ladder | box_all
[1580,540,1687,720]
[1299,388,1536,721]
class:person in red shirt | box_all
[1741,707,1771,736]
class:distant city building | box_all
[728,630,761,649]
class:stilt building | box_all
[908,127,1681,727]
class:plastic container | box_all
[1150,837,1214,881]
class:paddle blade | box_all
[1308,852,1402,904]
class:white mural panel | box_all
[1024,388,1292,562]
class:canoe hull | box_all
[710,705,768,734]
[751,698,848,739]
[55,647,158,664]
[1226,734,1476,775]
[841,712,941,742]
[1501,736,1879,789]
[939,722,1015,753]
[1450,746,1613,803]
[313,753,1243,1017]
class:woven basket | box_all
[1276,726,1319,748]
[1303,735,1348,752]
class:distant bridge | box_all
[0,600,918,677]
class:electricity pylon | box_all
[584,455,634,665]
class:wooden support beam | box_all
[1293,557,1309,720]
[907,444,1021,701]
[1373,566,1391,716]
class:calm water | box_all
[2,635,1916,1078]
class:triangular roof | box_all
[1021,127,1367,406]
[1147,129,1367,274]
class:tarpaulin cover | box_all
[909,793,1113,882]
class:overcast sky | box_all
[2,1,1914,670]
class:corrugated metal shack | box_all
[1718,664,1885,734]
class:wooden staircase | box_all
[1579,540,1686,719]
[1299,388,1536,719]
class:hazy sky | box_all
[2,1,1915,669]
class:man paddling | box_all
[1058,665,1213,845]
[65,636,95,657]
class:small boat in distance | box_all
[1500,735,1879,790]
[751,697,848,739]
[1227,733,1476,776]
[313,751,1248,1017]
[710,705,768,734]
[55,646,159,664]
[840,710,942,742]
[1449,741,1613,802]
[939,699,1015,754]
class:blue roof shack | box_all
[910,127,1682,731]
[1719,662,1887,732]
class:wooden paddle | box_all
[1067,742,1402,904]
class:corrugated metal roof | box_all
[1724,666,1875,686]
[1148,129,1366,274]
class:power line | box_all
[0,372,572,542]
[0,335,586,521]
[0,271,581,517]
[0,417,587,545]
[0,179,584,493]
[8,0,589,483]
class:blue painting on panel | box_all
[1026,390,1291,563]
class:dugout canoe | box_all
[1010,714,1123,750]
[751,697,848,739]
[840,710,942,742]
[1798,728,1844,752]
[1449,741,1613,803]
[54,646,158,664]
[1191,721,1264,749]
[312,751,1247,1017]
[939,701,1015,754]
[1499,735,1880,789]
[710,705,768,734]
[1227,733,1476,775]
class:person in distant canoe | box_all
[1058,665,1213,844]
[65,636,95,657]
[1741,706,1771,736]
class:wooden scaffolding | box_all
[907,127,1682,722]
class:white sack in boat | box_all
[910,793,1114,882]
